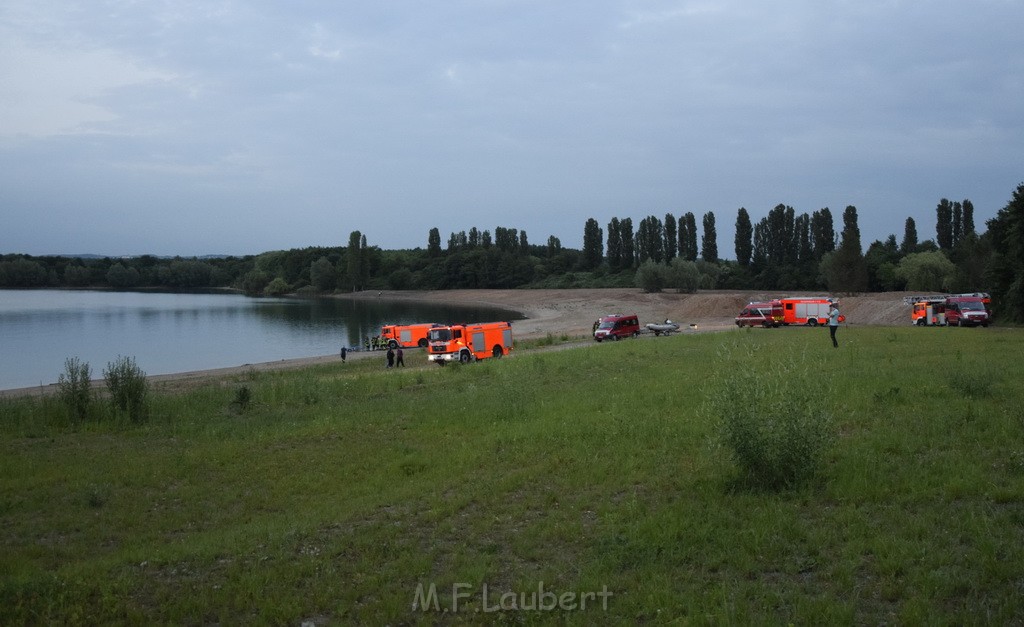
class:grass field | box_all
[2,326,1023,624]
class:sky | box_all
[1,1,1022,258]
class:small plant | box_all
[873,386,902,403]
[57,357,93,422]
[230,386,252,413]
[948,370,993,399]
[103,355,149,422]
[707,351,835,490]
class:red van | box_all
[594,314,640,342]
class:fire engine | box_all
[380,323,439,349]
[905,293,991,327]
[779,297,841,326]
[735,300,783,328]
[427,321,513,365]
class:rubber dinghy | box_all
[645,320,680,336]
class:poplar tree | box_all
[936,198,954,250]
[735,207,753,267]
[621,218,635,268]
[582,218,604,269]
[901,217,918,255]
[607,218,623,270]
[347,230,363,291]
[701,212,718,262]
[664,213,677,261]
[427,228,442,256]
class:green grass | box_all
[2,327,1023,624]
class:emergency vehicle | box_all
[906,293,991,327]
[380,323,438,349]
[593,314,640,341]
[427,321,513,365]
[734,300,783,328]
[779,297,841,326]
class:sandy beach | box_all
[1,288,913,398]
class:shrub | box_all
[263,277,291,296]
[57,357,93,422]
[635,260,671,293]
[707,352,835,489]
[103,356,149,422]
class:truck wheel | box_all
[492,346,504,358]
[459,351,471,364]
[807,319,818,327]
[762,321,771,328]
[388,340,398,349]
[418,339,428,348]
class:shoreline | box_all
[0,288,919,398]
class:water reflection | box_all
[0,290,523,389]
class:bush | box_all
[263,277,291,296]
[57,357,93,422]
[635,260,671,293]
[707,351,834,489]
[103,356,149,422]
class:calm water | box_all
[0,290,522,390]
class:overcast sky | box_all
[1,1,1021,258]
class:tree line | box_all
[3,183,1022,321]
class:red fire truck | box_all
[380,323,438,349]
[907,293,991,327]
[779,297,842,326]
[427,321,513,365]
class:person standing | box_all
[386,346,395,368]
[340,346,347,363]
[827,302,841,348]
[395,347,405,367]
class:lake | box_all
[0,290,523,390]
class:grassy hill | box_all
[2,326,1022,623]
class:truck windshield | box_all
[428,329,451,342]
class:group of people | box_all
[363,336,392,351]
[338,343,405,367]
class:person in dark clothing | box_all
[386,347,395,368]
[340,346,347,362]
[827,302,840,348]
[395,347,404,367]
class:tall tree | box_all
[346,230,364,291]
[900,217,918,255]
[824,206,868,292]
[427,228,442,256]
[582,218,604,269]
[636,215,664,264]
[985,183,1024,322]
[952,201,963,248]
[936,198,954,250]
[518,230,528,254]
[664,213,677,261]
[621,218,635,268]
[701,212,718,262]
[681,212,698,261]
[607,218,623,271]
[735,207,753,267]
[962,199,976,236]
[810,208,836,260]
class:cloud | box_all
[0,36,177,138]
